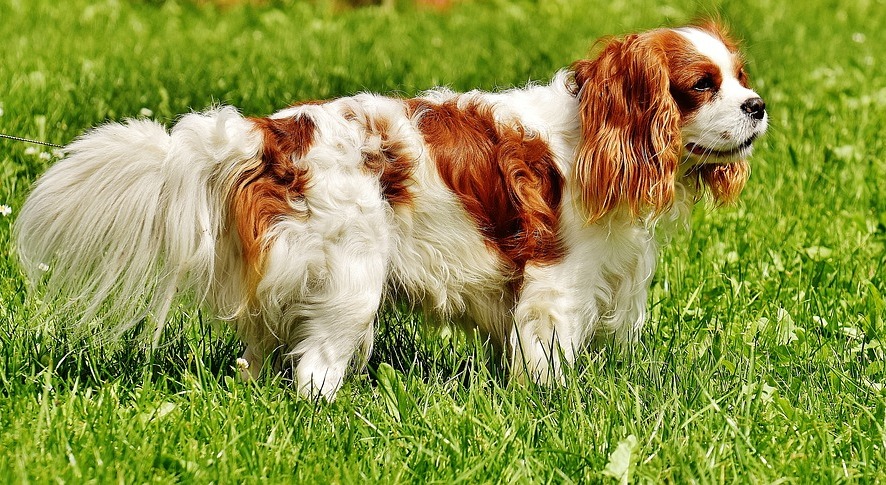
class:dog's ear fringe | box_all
[690,161,750,206]
[571,31,681,224]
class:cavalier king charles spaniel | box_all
[16,22,767,399]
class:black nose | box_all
[741,97,766,120]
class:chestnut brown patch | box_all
[409,98,564,270]
[650,30,723,118]
[571,30,682,223]
[232,115,315,292]
[347,105,415,209]
[690,160,750,204]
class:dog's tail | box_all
[15,107,260,345]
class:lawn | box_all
[1,0,885,482]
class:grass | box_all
[1,0,885,482]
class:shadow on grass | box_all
[2,301,512,397]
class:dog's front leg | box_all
[509,264,580,385]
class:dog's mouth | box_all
[685,134,758,160]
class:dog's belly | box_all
[386,175,516,341]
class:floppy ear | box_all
[571,32,681,223]
[692,160,750,204]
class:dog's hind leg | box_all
[236,336,280,381]
[260,176,392,400]
[286,247,388,400]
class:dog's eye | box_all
[692,76,716,92]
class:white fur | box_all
[677,27,769,161]
[15,108,260,345]
[15,29,765,400]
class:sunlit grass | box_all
[1,0,885,482]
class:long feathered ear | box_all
[692,160,750,204]
[571,32,681,223]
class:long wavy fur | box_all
[14,107,260,345]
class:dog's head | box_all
[571,22,768,222]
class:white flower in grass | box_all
[0,205,11,217]
[140,107,154,117]
[24,146,39,156]
[37,263,50,272]
[38,151,51,161]
[236,358,250,371]
[52,149,65,159]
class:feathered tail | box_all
[15,107,260,345]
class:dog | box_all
[15,22,767,399]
